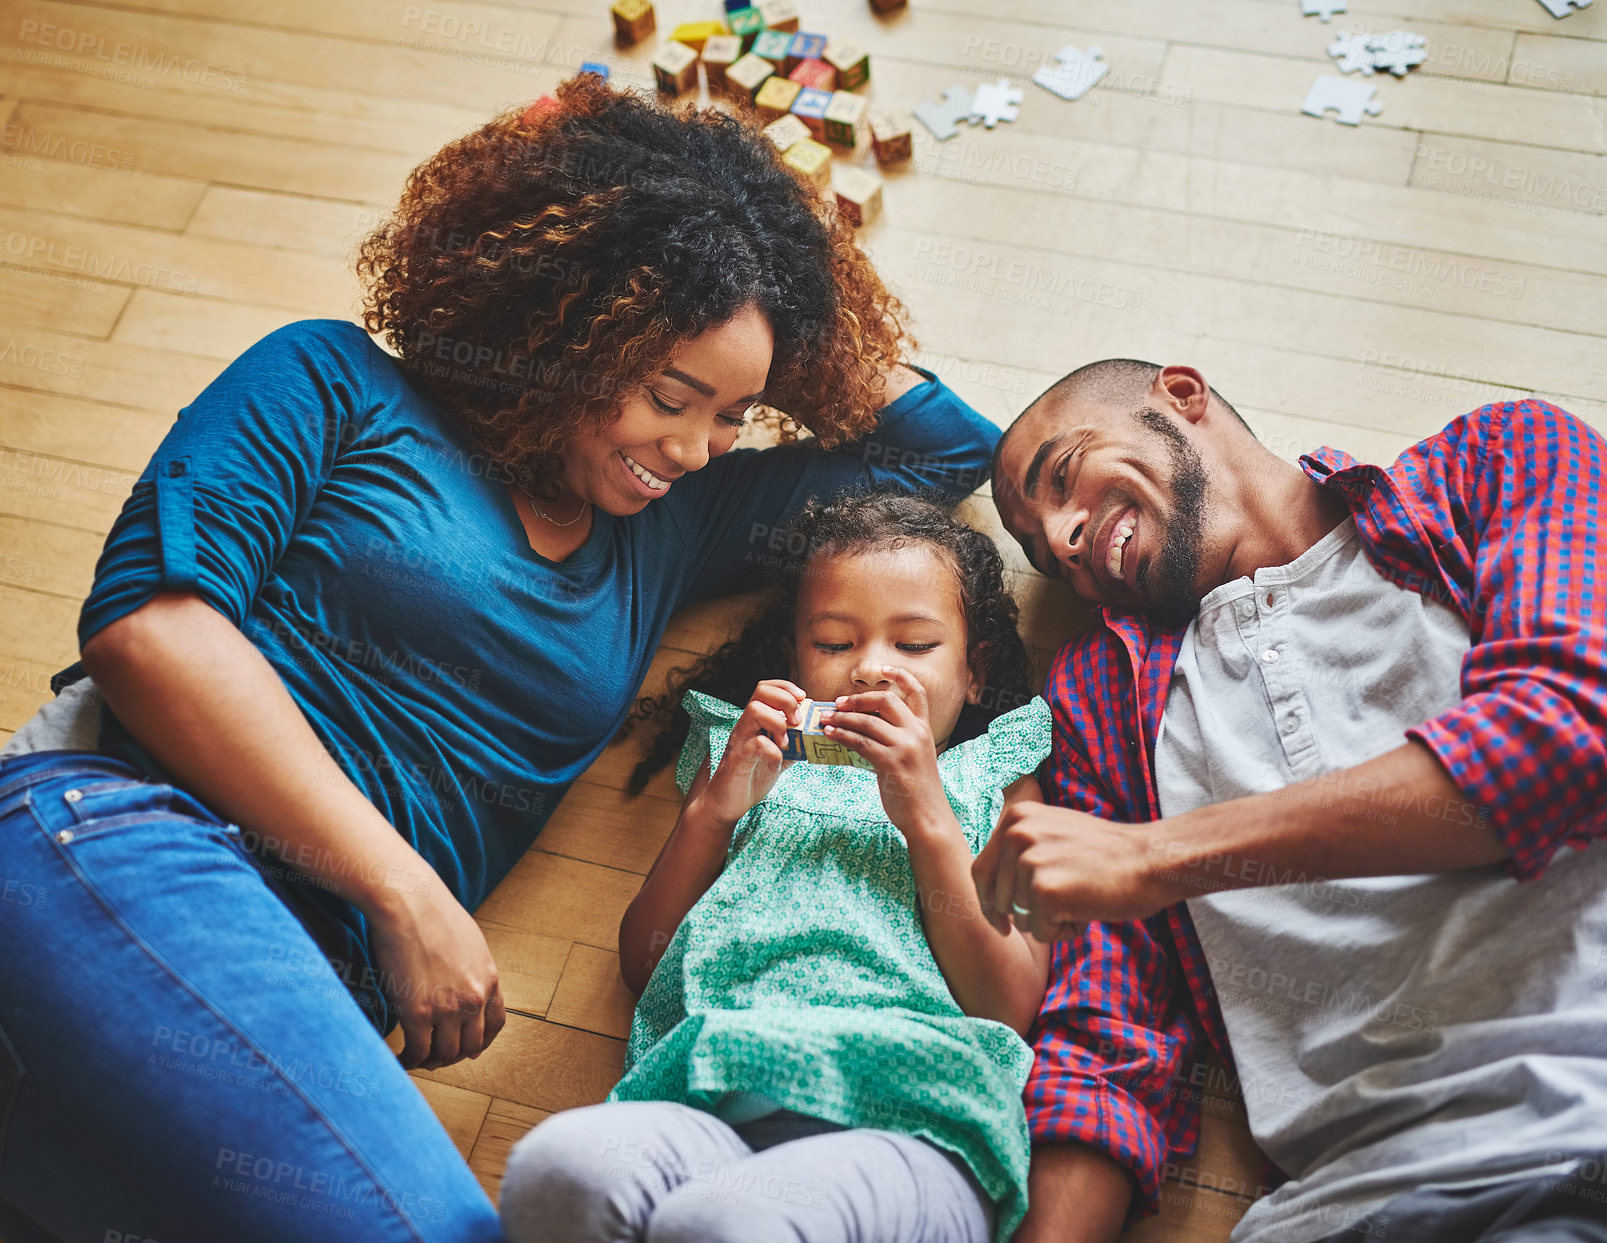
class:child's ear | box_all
[964,642,990,706]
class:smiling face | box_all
[792,544,984,749]
[994,382,1217,628]
[555,303,774,515]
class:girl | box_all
[500,493,1053,1243]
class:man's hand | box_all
[974,802,1168,940]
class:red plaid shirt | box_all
[1028,399,1607,1220]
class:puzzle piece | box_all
[1534,0,1592,15]
[1033,44,1108,101]
[1327,29,1426,76]
[913,85,974,141]
[969,78,1024,127]
[1301,73,1382,125]
[1301,0,1347,20]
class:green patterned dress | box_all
[607,690,1053,1243]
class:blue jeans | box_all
[0,749,503,1243]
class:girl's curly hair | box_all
[622,492,1035,795]
[357,75,911,484]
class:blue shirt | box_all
[74,319,999,1028]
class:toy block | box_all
[790,86,833,140]
[782,137,833,189]
[868,110,912,165]
[723,52,774,103]
[611,0,655,44]
[788,57,837,91]
[823,39,870,90]
[822,89,868,148]
[758,0,800,32]
[831,165,883,228]
[651,40,699,94]
[577,61,610,80]
[751,29,793,68]
[869,0,906,10]
[762,113,812,153]
[755,74,803,121]
[727,6,765,50]
[784,31,828,73]
[724,0,748,9]
[700,34,743,90]
[778,701,877,767]
[670,19,727,52]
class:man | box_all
[977,360,1607,1243]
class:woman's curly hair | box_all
[622,492,1034,794]
[357,75,911,484]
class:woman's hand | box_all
[699,679,806,826]
[367,875,507,1071]
[824,666,949,838]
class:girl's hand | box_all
[825,666,949,838]
[700,679,807,826]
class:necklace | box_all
[520,486,590,528]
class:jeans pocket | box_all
[30,777,194,844]
[0,1018,21,1176]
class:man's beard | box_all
[1132,408,1209,628]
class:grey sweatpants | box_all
[499,1100,995,1243]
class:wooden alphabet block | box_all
[779,701,876,769]
[611,0,655,44]
[789,86,832,140]
[755,74,803,121]
[758,0,800,32]
[787,57,836,92]
[784,31,828,74]
[722,52,774,103]
[823,39,870,90]
[831,165,883,227]
[700,34,743,90]
[868,0,906,11]
[751,29,793,68]
[762,113,812,154]
[651,40,699,94]
[669,19,727,52]
[822,89,868,148]
[727,6,765,50]
[869,110,913,165]
[781,137,833,189]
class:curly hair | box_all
[622,492,1035,794]
[357,75,911,486]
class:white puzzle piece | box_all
[1327,29,1427,76]
[1301,74,1383,125]
[969,78,1024,127]
[1032,45,1108,101]
[1301,0,1348,21]
[913,85,975,141]
[1534,0,1591,16]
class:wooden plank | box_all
[408,1074,492,1162]
[186,186,378,257]
[0,442,135,530]
[472,850,643,951]
[469,1098,552,1205]
[0,515,101,599]
[0,262,129,337]
[0,648,71,730]
[1160,44,1607,156]
[0,110,205,228]
[112,289,309,359]
[0,325,223,411]
[0,385,174,471]
[536,779,680,875]
[1409,132,1607,216]
[1124,1182,1249,1242]
[473,920,571,1017]
[0,200,357,313]
[546,943,636,1041]
[1511,31,1607,97]
[409,1010,625,1113]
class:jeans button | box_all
[56,830,74,844]
[63,788,82,802]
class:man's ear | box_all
[965,642,990,706]
[1155,365,1210,425]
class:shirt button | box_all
[1237,602,1255,623]
[1281,716,1299,735]
[63,788,82,802]
[1262,648,1280,664]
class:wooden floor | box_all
[3,0,1604,1236]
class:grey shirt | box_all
[1154,516,1607,1243]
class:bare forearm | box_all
[1151,740,1506,901]
[81,592,439,920]
[907,811,1044,1035]
[619,790,734,995]
[1015,1142,1133,1243]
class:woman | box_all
[0,77,997,1242]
